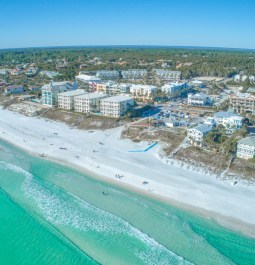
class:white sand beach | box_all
[1,108,255,236]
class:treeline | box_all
[1,47,255,79]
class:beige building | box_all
[130,84,157,101]
[58,89,85,110]
[100,95,134,117]
[97,82,131,95]
[229,93,255,114]
[96,81,116,93]
[74,92,107,113]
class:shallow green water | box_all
[0,139,254,265]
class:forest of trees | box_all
[1,46,255,81]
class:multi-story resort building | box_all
[109,83,131,95]
[96,70,120,80]
[229,93,255,114]
[74,92,107,113]
[75,74,101,91]
[121,69,147,80]
[58,89,85,110]
[96,81,117,93]
[4,85,24,94]
[41,81,78,107]
[187,124,212,147]
[100,95,134,117]
[153,69,181,81]
[97,82,131,95]
[161,82,189,99]
[237,136,255,160]
[187,92,212,106]
[130,84,157,101]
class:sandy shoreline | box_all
[1,108,255,238]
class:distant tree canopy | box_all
[1,47,255,79]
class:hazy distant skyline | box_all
[1,0,255,49]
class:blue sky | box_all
[1,0,255,49]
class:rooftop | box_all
[162,82,186,88]
[76,74,101,81]
[154,69,181,74]
[231,92,255,99]
[101,95,134,103]
[75,92,106,99]
[247,88,255,93]
[214,111,242,119]
[188,92,208,99]
[131,84,157,89]
[42,81,74,91]
[191,80,204,84]
[238,136,255,146]
[58,89,85,97]
[190,124,212,134]
[6,85,23,89]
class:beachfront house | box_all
[237,136,255,160]
[58,89,86,110]
[100,95,134,117]
[213,111,243,130]
[4,85,24,94]
[74,92,107,113]
[187,124,212,146]
[187,93,212,106]
[130,84,157,102]
[41,81,78,107]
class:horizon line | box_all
[0,44,255,52]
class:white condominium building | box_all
[96,70,120,80]
[121,69,147,80]
[187,93,212,106]
[100,96,134,117]
[41,81,78,107]
[75,74,101,91]
[153,69,181,81]
[74,92,107,113]
[58,89,85,110]
[130,84,157,101]
[161,82,188,98]
[109,83,131,95]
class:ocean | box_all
[0,139,254,265]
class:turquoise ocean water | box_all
[0,139,254,265]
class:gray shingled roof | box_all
[191,124,212,134]
[238,136,255,146]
